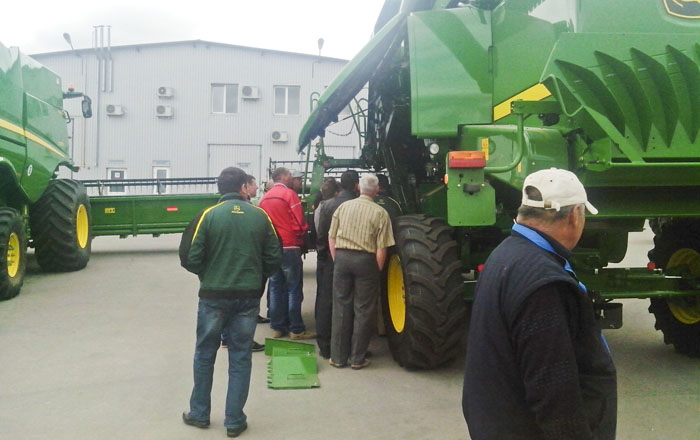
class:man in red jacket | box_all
[259,167,315,340]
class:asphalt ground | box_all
[1,228,698,439]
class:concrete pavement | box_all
[0,229,698,439]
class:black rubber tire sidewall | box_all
[381,215,466,369]
[0,208,27,300]
[30,179,92,272]
[647,218,700,357]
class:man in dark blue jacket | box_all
[463,168,617,440]
[182,167,280,438]
[314,170,359,358]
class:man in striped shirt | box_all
[328,174,395,369]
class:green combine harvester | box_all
[0,42,218,300]
[298,0,700,368]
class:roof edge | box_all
[30,39,348,63]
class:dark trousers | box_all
[315,257,334,357]
[331,249,380,365]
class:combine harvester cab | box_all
[0,42,93,300]
[299,0,700,368]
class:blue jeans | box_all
[269,249,305,334]
[188,297,259,429]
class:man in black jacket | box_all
[182,167,281,438]
[314,170,359,358]
[463,168,617,440]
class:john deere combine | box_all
[299,0,700,368]
[0,42,218,300]
[0,42,97,299]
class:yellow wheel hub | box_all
[76,204,89,249]
[666,248,700,325]
[387,255,406,333]
[7,232,20,278]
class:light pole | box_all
[63,33,74,51]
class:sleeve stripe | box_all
[191,202,226,244]
[253,206,279,238]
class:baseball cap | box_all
[291,170,304,179]
[521,168,598,215]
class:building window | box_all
[107,168,127,195]
[212,84,238,114]
[153,167,170,194]
[274,85,300,115]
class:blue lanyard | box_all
[511,223,610,352]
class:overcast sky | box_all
[0,0,385,59]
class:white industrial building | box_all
[32,37,359,194]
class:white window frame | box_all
[106,168,127,195]
[211,83,239,114]
[153,166,170,194]
[273,85,300,115]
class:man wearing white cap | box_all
[462,168,617,440]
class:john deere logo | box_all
[664,0,700,19]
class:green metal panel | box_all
[0,42,28,204]
[0,42,73,204]
[89,194,221,237]
[491,4,565,118]
[457,124,569,195]
[20,53,70,202]
[445,166,495,226]
[408,7,492,137]
[265,339,319,390]
[578,0,700,33]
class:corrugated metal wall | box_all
[33,41,358,194]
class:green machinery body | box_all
[299,0,700,367]
[0,42,78,206]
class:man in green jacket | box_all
[182,167,281,438]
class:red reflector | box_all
[477,264,485,272]
[166,207,178,212]
[647,261,656,270]
[449,151,486,169]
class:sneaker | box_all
[251,341,265,352]
[182,412,209,429]
[328,359,347,368]
[257,315,270,324]
[290,330,316,340]
[272,330,287,338]
[227,422,248,437]
[351,359,371,370]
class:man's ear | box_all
[568,204,583,226]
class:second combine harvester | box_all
[299,0,700,368]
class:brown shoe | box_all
[290,330,316,340]
[272,330,287,338]
[351,359,371,370]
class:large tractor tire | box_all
[647,219,700,357]
[382,215,467,369]
[30,179,92,272]
[0,208,27,300]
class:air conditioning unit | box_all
[271,130,288,142]
[241,86,259,99]
[157,86,174,98]
[106,104,124,116]
[156,105,173,117]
